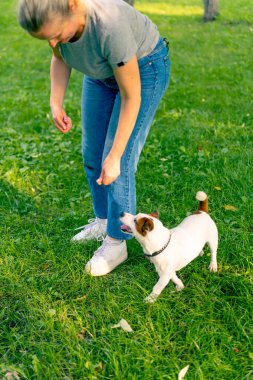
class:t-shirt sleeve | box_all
[102,17,138,68]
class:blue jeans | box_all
[81,37,170,239]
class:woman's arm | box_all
[50,46,72,133]
[97,55,141,185]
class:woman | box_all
[17,0,170,276]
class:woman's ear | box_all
[149,210,159,219]
[69,0,78,12]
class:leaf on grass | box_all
[178,365,189,380]
[179,146,186,153]
[111,319,133,332]
[75,295,87,302]
[214,186,221,191]
[224,205,237,211]
[32,355,40,376]
[42,263,49,271]
[5,371,20,380]
[77,328,93,340]
[47,309,56,316]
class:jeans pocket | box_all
[139,60,157,89]
[138,38,165,69]
[138,55,152,70]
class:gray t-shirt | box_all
[59,0,160,79]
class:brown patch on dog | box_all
[198,197,208,213]
[136,217,154,236]
[192,197,208,215]
[149,210,159,219]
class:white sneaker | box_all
[71,218,107,242]
[85,236,128,276]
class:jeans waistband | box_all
[138,36,169,63]
[98,36,169,87]
[151,36,169,54]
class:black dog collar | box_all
[144,234,172,259]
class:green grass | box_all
[0,0,253,379]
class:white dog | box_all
[120,191,218,303]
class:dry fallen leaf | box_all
[42,263,49,271]
[224,205,237,211]
[178,365,190,380]
[111,319,133,332]
[214,186,221,191]
[75,295,87,302]
[5,372,20,380]
[77,327,93,340]
[47,309,56,316]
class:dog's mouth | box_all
[120,224,133,234]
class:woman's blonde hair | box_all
[17,0,71,32]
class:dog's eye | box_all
[134,218,137,223]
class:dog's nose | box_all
[120,212,125,217]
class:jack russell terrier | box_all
[120,191,218,303]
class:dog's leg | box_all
[208,237,218,272]
[171,273,185,291]
[144,274,171,303]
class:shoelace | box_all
[74,218,97,231]
[74,218,106,241]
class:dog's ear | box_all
[149,210,159,219]
[136,217,154,236]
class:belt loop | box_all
[163,37,169,50]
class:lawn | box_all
[0,0,252,379]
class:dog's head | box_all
[120,211,162,245]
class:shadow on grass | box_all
[0,180,36,218]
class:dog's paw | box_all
[209,261,218,272]
[144,293,158,304]
[176,283,185,292]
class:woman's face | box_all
[32,12,85,48]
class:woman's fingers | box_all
[96,171,119,186]
[96,177,103,185]
[52,107,72,133]
[96,155,121,185]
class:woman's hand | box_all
[96,154,121,186]
[51,104,72,134]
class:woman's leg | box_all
[103,39,170,240]
[85,39,170,276]
[79,76,128,276]
[81,76,118,219]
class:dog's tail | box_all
[196,191,208,213]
